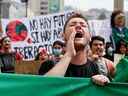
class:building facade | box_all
[0,0,10,18]
[27,0,64,17]
[0,0,126,18]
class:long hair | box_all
[110,10,125,28]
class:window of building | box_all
[124,0,128,11]
[124,0,128,26]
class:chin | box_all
[74,38,88,51]
[74,42,85,52]
[4,46,11,49]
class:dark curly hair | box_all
[63,12,89,33]
[53,40,65,48]
[90,36,105,48]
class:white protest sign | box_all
[1,11,74,60]
[1,12,112,60]
[89,20,112,42]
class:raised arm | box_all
[45,31,76,76]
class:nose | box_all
[75,25,81,31]
[96,44,101,49]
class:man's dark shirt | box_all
[38,59,99,77]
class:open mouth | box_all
[75,33,83,38]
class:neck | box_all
[71,49,87,65]
[2,48,12,53]
[115,25,124,28]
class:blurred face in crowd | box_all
[91,40,105,57]
[114,13,125,27]
[52,44,63,57]
[119,44,126,54]
[2,37,11,49]
[39,51,48,61]
[64,17,91,51]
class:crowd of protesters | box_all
[0,10,128,85]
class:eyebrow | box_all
[70,21,77,24]
[70,21,86,23]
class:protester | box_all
[51,40,65,63]
[104,42,114,61]
[113,41,127,66]
[38,41,65,75]
[118,41,127,54]
[35,48,49,62]
[110,10,128,53]
[39,13,111,86]
[89,36,115,80]
[0,36,23,73]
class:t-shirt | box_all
[0,52,15,73]
[38,59,99,78]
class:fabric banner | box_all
[0,73,128,96]
[114,56,128,82]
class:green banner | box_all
[114,56,128,82]
[0,73,128,96]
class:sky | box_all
[124,0,128,11]
[15,0,128,11]
[64,0,128,11]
